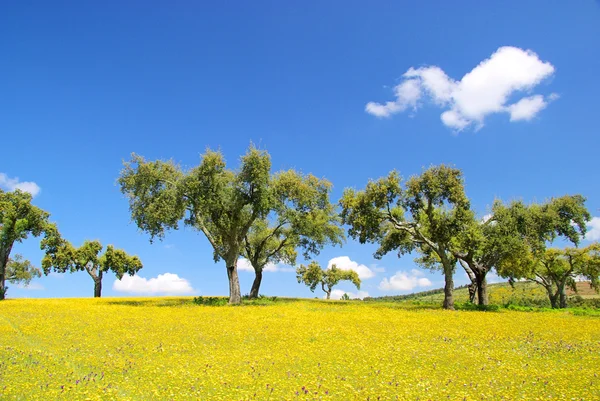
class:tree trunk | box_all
[546,286,558,309]
[558,281,567,309]
[442,265,454,310]
[326,290,331,300]
[0,246,12,301]
[475,273,488,306]
[94,279,102,298]
[249,268,263,299]
[226,257,242,305]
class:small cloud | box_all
[328,289,370,300]
[482,214,493,223]
[366,46,556,131]
[16,282,45,290]
[327,256,376,280]
[379,270,432,291]
[0,173,41,197]
[113,273,195,295]
[164,244,175,250]
[586,217,600,241]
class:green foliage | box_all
[340,165,472,309]
[296,261,360,299]
[119,146,278,304]
[341,293,350,301]
[0,189,53,299]
[193,296,229,306]
[42,238,142,297]
[6,254,41,285]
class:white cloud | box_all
[0,173,41,197]
[366,46,556,131]
[237,258,294,273]
[482,214,493,223]
[379,269,432,291]
[328,289,370,300]
[586,217,600,241]
[327,256,375,280]
[16,282,44,290]
[113,273,195,295]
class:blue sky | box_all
[2,1,600,299]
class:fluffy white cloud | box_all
[237,258,294,273]
[379,269,432,291]
[327,289,370,300]
[327,256,375,279]
[113,273,195,295]
[0,173,41,197]
[366,46,557,131]
[586,217,600,241]
[482,214,493,223]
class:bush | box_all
[193,296,228,306]
[455,302,500,312]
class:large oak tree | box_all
[242,170,344,298]
[120,146,278,304]
[340,165,472,310]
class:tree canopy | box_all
[296,261,360,299]
[119,146,277,304]
[242,170,344,298]
[0,189,52,300]
[340,165,472,309]
[42,239,142,297]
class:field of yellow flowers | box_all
[1,298,599,400]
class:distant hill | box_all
[365,281,599,307]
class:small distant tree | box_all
[529,245,600,308]
[340,165,472,310]
[296,261,360,299]
[42,239,142,297]
[119,146,273,304]
[242,170,344,298]
[0,189,52,300]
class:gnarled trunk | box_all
[249,268,263,299]
[94,278,102,298]
[226,257,242,304]
[558,281,567,309]
[545,286,559,309]
[475,274,488,306]
[442,266,454,310]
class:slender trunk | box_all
[249,268,263,299]
[475,273,488,306]
[0,260,6,301]
[0,245,12,301]
[94,278,102,298]
[226,257,241,305]
[442,265,455,310]
[326,290,331,300]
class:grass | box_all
[1,297,600,400]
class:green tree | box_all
[42,239,142,297]
[4,254,42,293]
[296,261,360,299]
[340,165,472,310]
[0,189,51,300]
[451,202,532,306]
[529,245,600,308]
[494,195,591,308]
[119,146,273,304]
[242,170,344,298]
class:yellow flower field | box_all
[1,298,599,400]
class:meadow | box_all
[1,298,599,400]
